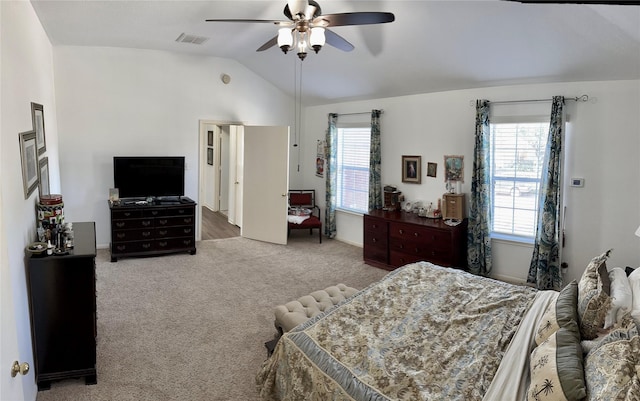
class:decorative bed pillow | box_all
[578,250,613,340]
[584,314,640,401]
[604,267,632,329]
[628,267,640,326]
[535,281,579,346]
[528,320,586,401]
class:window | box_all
[336,126,371,213]
[490,119,549,241]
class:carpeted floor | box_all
[35,235,388,401]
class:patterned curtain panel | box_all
[528,96,565,290]
[467,100,493,276]
[325,113,338,239]
[368,110,383,211]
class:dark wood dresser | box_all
[26,221,97,390]
[108,197,196,262]
[364,210,468,270]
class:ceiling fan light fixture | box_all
[288,0,308,19]
[296,31,308,60]
[309,27,325,53]
[277,28,293,54]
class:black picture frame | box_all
[207,130,214,147]
[207,148,213,165]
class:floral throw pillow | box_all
[584,314,640,401]
[577,250,613,340]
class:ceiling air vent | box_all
[175,33,209,45]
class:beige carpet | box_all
[36,235,388,401]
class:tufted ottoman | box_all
[274,284,359,335]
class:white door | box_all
[0,192,26,400]
[227,125,243,227]
[241,126,289,244]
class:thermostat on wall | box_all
[570,178,584,187]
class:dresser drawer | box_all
[363,216,387,235]
[156,226,194,239]
[111,240,154,254]
[155,216,194,227]
[156,237,195,251]
[111,209,142,220]
[390,223,451,246]
[112,218,154,230]
[112,228,154,243]
[390,238,453,260]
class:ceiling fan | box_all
[206,0,395,60]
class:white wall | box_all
[302,80,640,285]
[52,46,296,247]
[1,2,59,399]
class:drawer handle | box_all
[117,233,125,239]
[151,211,159,216]
[399,229,404,234]
[415,248,419,253]
[178,210,185,214]
[159,241,168,247]
[116,222,125,228]
[142,221,151,227]
[116,245,126,251]
[159,230,168,236]
[184,228,192,234]
[372,238,377,243]
[372,224,377,229]
[399,244,403,249]
[414,232,419,237]
[142,243,151,249]
[183,239,192,245]
[142,231,151,237]
[184,218,192,224]
[124,212,131,217]
[159,219,168,225]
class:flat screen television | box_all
[113,156,185,199]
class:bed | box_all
[257,253,640,401]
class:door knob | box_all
[11,361,29,377]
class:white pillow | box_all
[627,267,640,326]
[604,267,632,328]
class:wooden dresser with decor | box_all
[109,197,197,262]
[363,210,468,270]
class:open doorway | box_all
[199,120,243,241]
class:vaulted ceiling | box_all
[31,1,640,106]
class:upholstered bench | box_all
[274,284,359,334]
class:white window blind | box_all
[490,121,549,240]
[337,127,371,213]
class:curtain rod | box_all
[480,94,589,106]
[337,110,384,116]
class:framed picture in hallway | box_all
[207,148,213,165]
[31,102,46,155]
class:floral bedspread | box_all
[257,262,537,401]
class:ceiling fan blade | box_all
[256,36,279,52]
[205,19,291,26]
[324,29,354,52]
[314,12,395,27]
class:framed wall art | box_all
[402,155,421,184]
[31,102,46,155]
[207,148,214,165]
[19,130,39,198]
[38,157,50,197]
[444,155,464,182]
[207,130,214,147]
[427,162,437,178]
